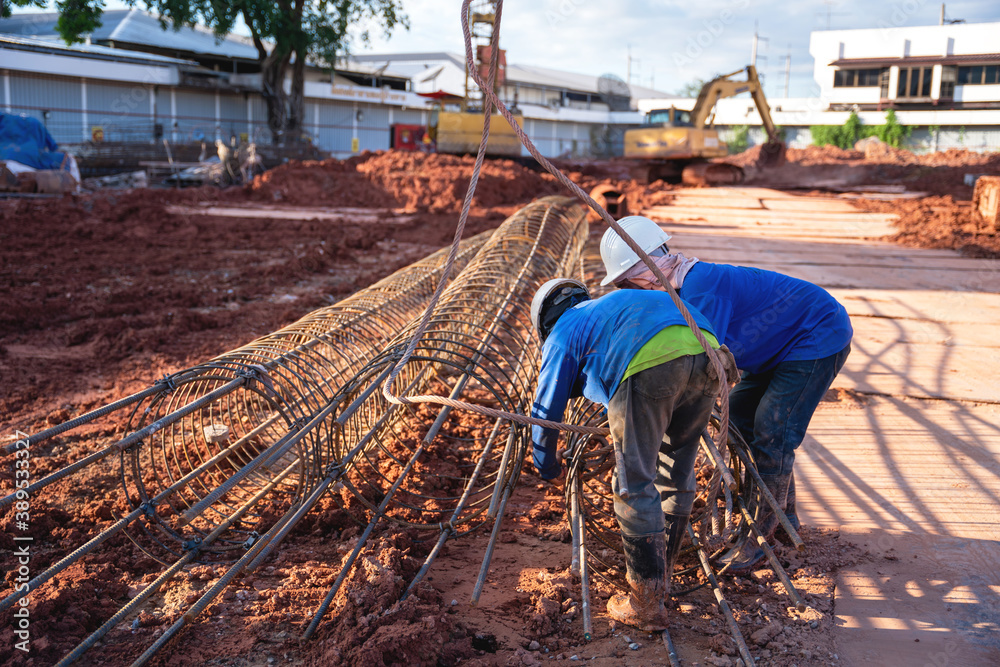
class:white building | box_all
[810,21,1000,110]
[638,20,1000,152]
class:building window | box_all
[897,66,933,98]
[957,64,1000,85]
[834,68,885,87]
[941,66,957,98]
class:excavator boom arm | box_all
[691,65,781,143]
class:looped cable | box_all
[381,0,729,449]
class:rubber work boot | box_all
[784,472,801,531]
[663,513,689,597]
[775,473,801,543]
[607,532,669,631]
[717,473,792,575]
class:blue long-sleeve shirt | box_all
[0,114,68,171]
[530,289,715,479]
[678,262,853,375]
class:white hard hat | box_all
[530,278,589,339]
[599,216,672,286]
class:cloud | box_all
[359,0,1000,97]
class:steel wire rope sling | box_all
[380,0,733,452]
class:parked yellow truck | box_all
[427,103,524,158]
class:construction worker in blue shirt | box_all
[599,216,853,574]
[529,278,736,630]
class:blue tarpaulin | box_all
[0,113,70,171]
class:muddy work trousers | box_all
[608,353,718,538]
[729,344,850,478]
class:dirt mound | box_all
[248,151,561,212]
[854,194,1000,258]
[356,151,561,212]
[248,157,400,207]
[786,145,865,164]
[726,144,864,168]
[731,144,1000,169]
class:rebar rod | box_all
[55,460,299,667]
[735,496,808,612]
[719,417,805,552]
[401,417,505,600]
[662,628,682,667]
[470,479,515,606]
[687,525,754,667]
[0,378,245,510]
[574,479,593,641]
[700,430,737,491]
[129,505,301,667]
[2,419,295,615]
[2,381,171,454]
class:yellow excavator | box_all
[623,65,786,185]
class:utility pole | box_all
[751,22,769,94]
[751,21,768,68]
[784,47,791,98]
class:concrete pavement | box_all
[645,187,1000,666]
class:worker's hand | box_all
[709,345,741,387]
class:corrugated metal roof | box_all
[0,33,197,66]
[0,9,260,60]
[349,52,677,99]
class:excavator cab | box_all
[646,107,693,128]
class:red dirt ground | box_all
[0,148,989,666]
[729,144,1000,200]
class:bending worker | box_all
[529,278,734,630]
[599,216,853,574]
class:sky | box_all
[355,0,1000,97]
[16,0,1000,98]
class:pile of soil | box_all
[854,194,1000,258]
[727,145,1000,198]
[730,144,1000,169]
[248,151,562,212]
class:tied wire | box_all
[382,0,730,449]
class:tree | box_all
[32,0,407,143]
[675,76,713,98]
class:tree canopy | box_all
[675,77,709,98]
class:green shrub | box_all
[873,109,912,147]
[727,125,750,153]
[811,110,910,149]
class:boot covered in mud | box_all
[717,473,792,575]
[607,532,669,631]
